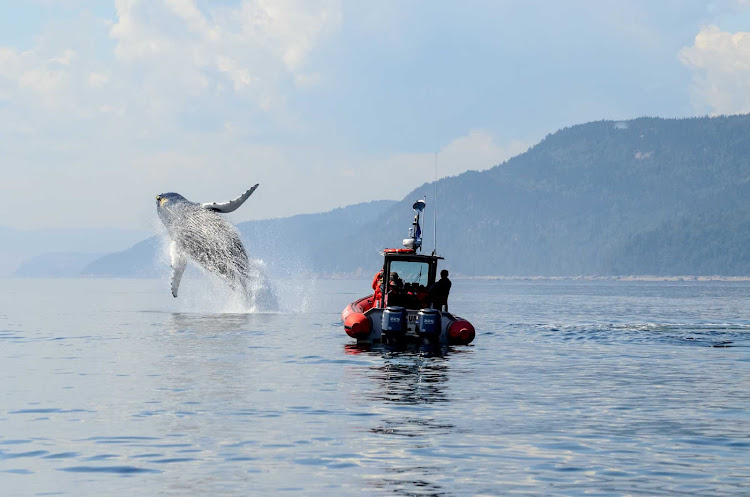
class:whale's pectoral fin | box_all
[169,241,187,298]
[201,184,259,213]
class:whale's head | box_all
[155,192,191,228]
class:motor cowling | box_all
[448,319,475,345]
[344,312,371,339]
[417,308,441,336]
[381,306,407,335]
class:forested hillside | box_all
[313,115,750,276]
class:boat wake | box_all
[505,322,750,348]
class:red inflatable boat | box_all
[341,199,475,346]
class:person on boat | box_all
[389,271,403,290]
[383,271,406,306]
[428,269,452,311]
[372,270,384,306]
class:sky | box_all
[1,0,750,230]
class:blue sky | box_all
[1,0,749,230]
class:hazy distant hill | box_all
[82,115,750,278]
[14,252,102,278]
[0,226,150,277]
[81,237,165,278]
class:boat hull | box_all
[341,296,475,345]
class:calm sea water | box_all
[0,277,749,496]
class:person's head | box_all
[390,272,399,281]
[441,269,449,279]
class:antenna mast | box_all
[433,152,438,255]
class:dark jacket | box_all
[428,277,451,308]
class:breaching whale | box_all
[155,185,276,309]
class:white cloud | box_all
[0,1,340,125]
[48,49,77,65]
[438,130,529,178]
[0,45,85,110]
[0,48,21,100]
[18,68,67,92]
[679,25,750,114]
[327,131,530,213]
[88,72,110,87]
[294,72,321,88]
[217,55,254,90]
[106,0,341,116]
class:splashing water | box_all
[166,263,278,313]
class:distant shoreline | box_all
[323,273,750,282]
[456,275,750,282]
[4,274,750,282]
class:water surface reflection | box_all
[346,346,466,496]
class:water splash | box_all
[166,265,270,313]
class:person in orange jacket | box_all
[372,269,384,307]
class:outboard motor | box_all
[382,306,407,344]
[417,308,441,337]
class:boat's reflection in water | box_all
[344,342,469,496]
[346,342,451,404]
[345,337,448,358]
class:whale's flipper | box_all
[170,241,187,298]
[201,184,259,213]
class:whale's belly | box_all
[172,211,249,281]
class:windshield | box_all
[388,260,430,287]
